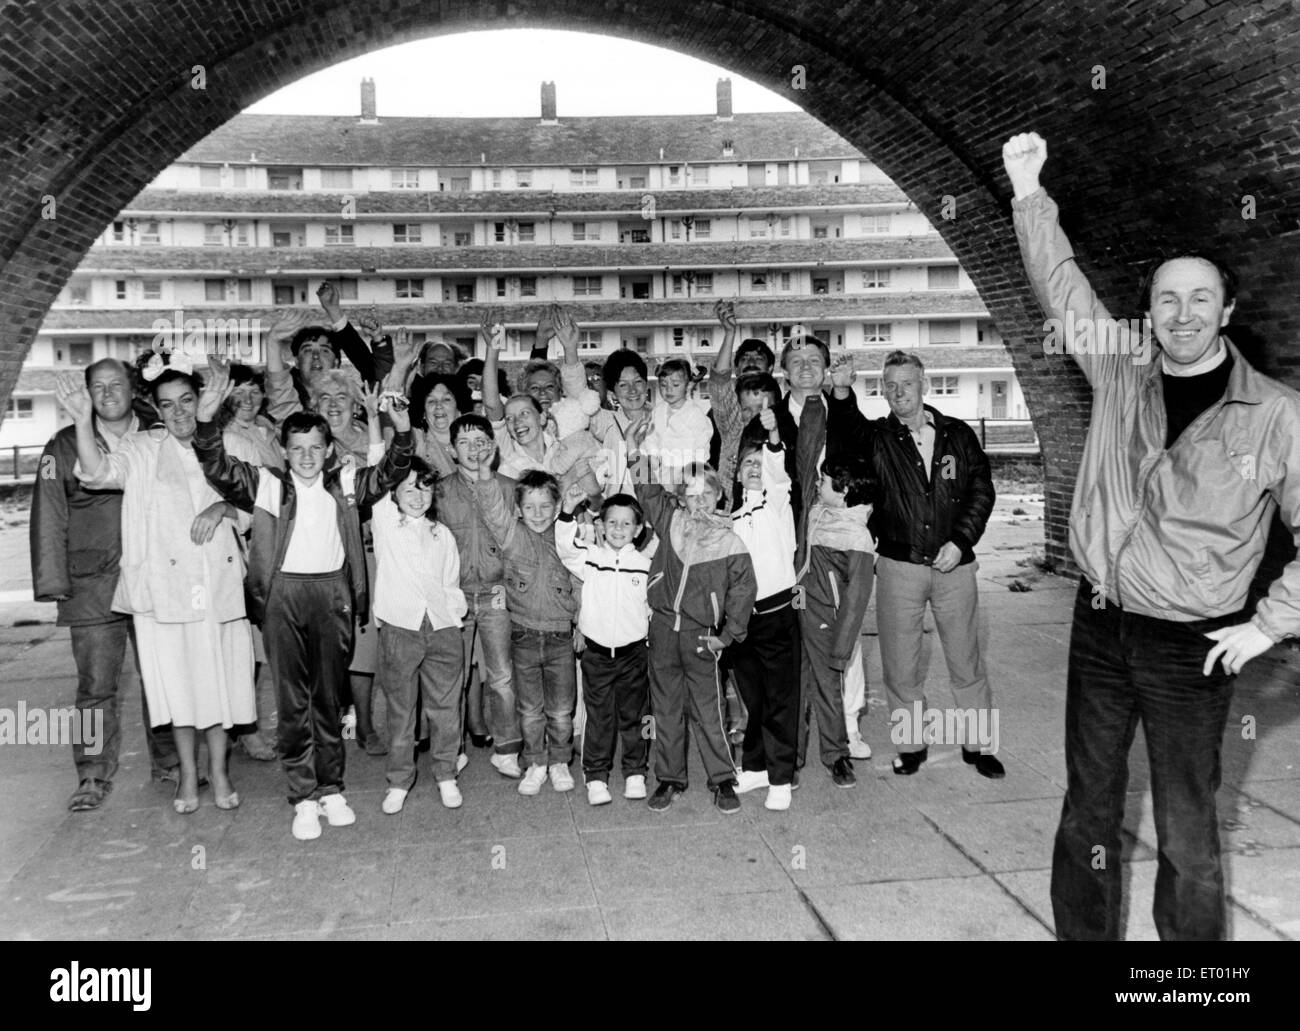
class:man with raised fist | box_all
[1004,131,1300,941]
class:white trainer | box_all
[318,794,356,826]
[624,774,647,800]
[735,769,770,794]
[292,799,321,840]
[765,784,792,811]
[456,752,469,773]
[586,780,613,806]
[847,729,873,760]
[549,763,575,792]
[438,780,463,809]
[381,788,408,815]
[518,764,548,796]
[490,753,523,779]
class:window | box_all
[203,223,224,246]
[266,167,303,191]
[749,219,768,238]
[813,278,829,295]
[452,231,472,246]
[694,218,711,239]
[230,166,248,188]
[626,280,651,300]
[232,279,250,302]
[491,170,502,189]
[234,224,250,246]
[68,282,89,305]
[516,168,533,188]
[861,214,892,234]
[863,378,882,397]
[672,328,685,349]
[493,222,507,244]
[5,397,33,421]
[519,276,537,297]
[272,230,292,248]
[628,175,646,189]
[496,277,508,298]
[927,321,963,345]
[199,165,222,187]
[396,278,424,299]
[930,376,959,396]
[813,225,828,239]
[669,221,681,240]
[928,265,959,290]
[778,272,791,291]
[695,272,714,294]
[697,330,712,349]
[747,164,766,187]
[68,342,93,366]
[578,330,602,351]
[572,222,599,242]
[393,223,422,244]
[455,284,474,302]
[863,322,893,345]
[114,280,127,300]
[112,221,125,243]
[517,222,535,243]
[570,167,599,188]
[573,276,602,297]
[861,269,891,289]
[391,169,420,189]
[621,227,650,244]
[671,276,684,296]
[325,224,355,246]
[812,169,831,185]
[205,279,224,302]
[667,166,681,187]
[139,220,161,245]
[691,165,709,185]
[321,168,353,189]
[336,279,359,301]
[750,273,768,292]
[777,216,793,237]
[273,283,295,306]
[449,175,470,192]
[721,140,734,157]
[141,279,162,301]
[632,336,651,354]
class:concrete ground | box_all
[1,494,1297,941]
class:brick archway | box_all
[3,0,1298,564]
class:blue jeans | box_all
[1051,579,1238,941]
[70,619,177,782]
[378,618,463,785]
[511,625,576,768]
[462,591,520,754]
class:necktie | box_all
[795,393,826,563]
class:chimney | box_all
[540,81,558,124]
[360,77,378,123]
[716,78,733,121]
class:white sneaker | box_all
[847,730,872,760]
[456,752,469,773]
[765,784,792,811]
[381,788,408,815]
[438,780,463,809]
[318,794,356,827]
[735,769,770,794]
[518,764,548,796]
[549,763,575,792]
[624,774,647,800]
[490,753,523,779]
[292,800,321,840]
[586,780,612,806]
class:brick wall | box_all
[2,0,1299,567]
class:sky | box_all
[245,29,802,118]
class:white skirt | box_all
[135,613,256,730]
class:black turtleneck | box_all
[1162,350,1233,448]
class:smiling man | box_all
[1005,131,1300,941]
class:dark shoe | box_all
[469,733,493,749]
[416,737,431,754]
[712,781,741,814]
[647,782,684,812]
[68,778,111,812]
[892,748,928,776]
[829,757,856,788]
[963,748,1006,779]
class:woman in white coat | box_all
[57,353,255,814]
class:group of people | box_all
[27,130,1295,939]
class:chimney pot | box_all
[541,81,558,123]
[716,78,733,121]
[360,77,378,123]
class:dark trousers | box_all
[797,568,866,767]
[70,618,177,782]
[378,617,464,786]
[1051,579,1238,941]
[579,640,650,782]
[648,617,738,790]
[512,625,578,768]
[728,604,800,785]
[264,571,353,805]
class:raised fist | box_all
[1002,132,1048,200]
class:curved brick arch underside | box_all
[2,0,1299,566]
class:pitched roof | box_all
[78,237,957,274]
[177,112,860,168]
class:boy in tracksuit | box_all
[555,488,653,806]
[471,464,581,796]
[193,363,413,841]
[627,423,757,814]
[728,406,800,811]
[795,457,877,783]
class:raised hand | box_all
[360,382,382,422]
[196,356,233,423]
[316,280,342,322]
[54,373,94,425]
[552,306,580,355]
[379,391,412,434]
[1002,132,1047,200]
[356,312,383,341]
[391,326,416,367]
[479,310,507,352]
[535,305,556,353]
[714,299,737,332]
[758,404,778,434]
[829,350,855,391]
[561,481,587,514]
